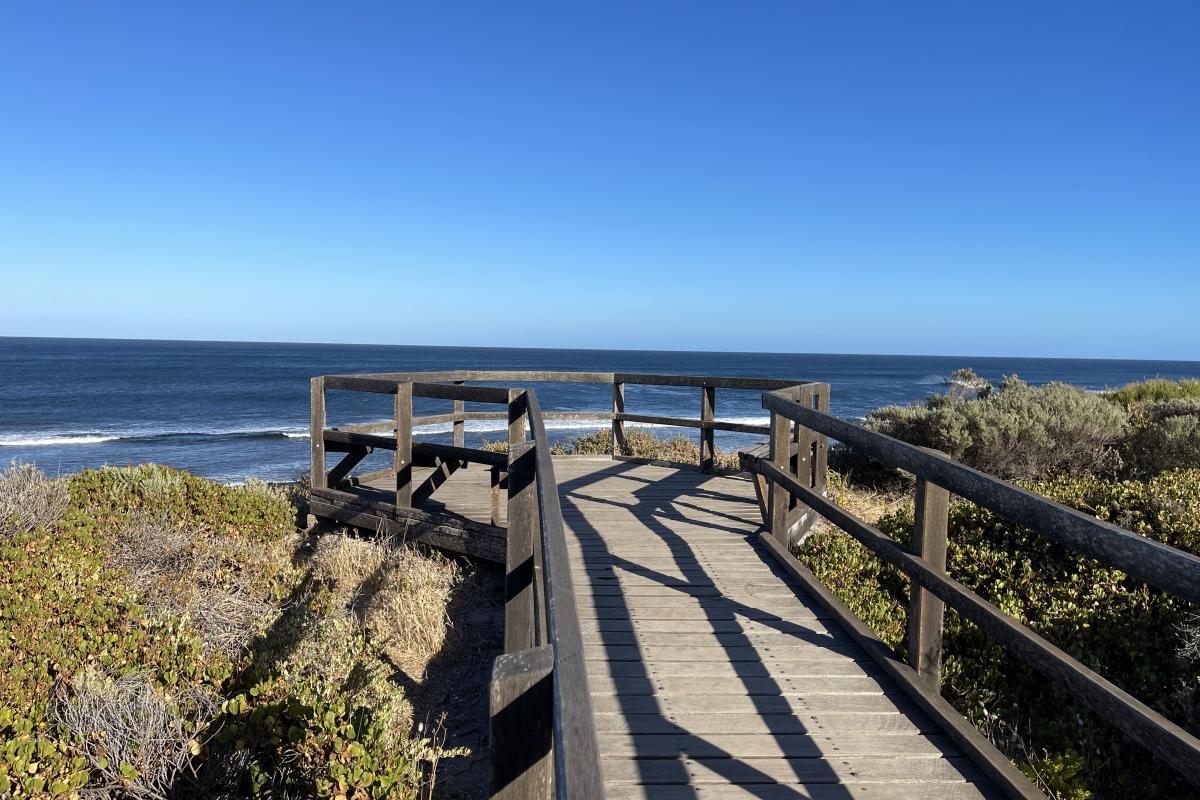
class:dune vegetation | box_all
[803,375,1200,799]
[0,462,468,800]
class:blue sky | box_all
[1,2,1197,359]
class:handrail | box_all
[747,387,1200,790]
[525,390,606,799]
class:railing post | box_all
[508,389,528,445]
[453,379,465,448]
[768,407,791,544]
[700,384,716,473]
[907,475,951,685]
[489,645,554,798]
[813,383,830,496]
[505,440,539,653]
[310,376,326,490]
[394,382,413,508]
[611,380,625,457]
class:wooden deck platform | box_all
[360,457,1000,798]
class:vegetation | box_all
[802,376,1200,799]
[549,427,743,470]
[861,375,1128,480]
[0,463,463,799]
[1104,377,1200,408]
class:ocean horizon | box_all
[3,335,1198,483]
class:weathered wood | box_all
[453,380,465,447]
[505,441,539,654]
[525,396,606,799]
[306,495,505,562]
[410,456,463,507]
[700,384,716,473]
[908,476,951,685]
[490,645,555,798]
[309,377,326,489]
[412,381,511,404]
[754,457,1200,786]
[393,382,412,508]
[326,445,371,488]
[611,381,625,457]
[508,388,528,444]
[614,412,769,436]
[767,410,790,544]
[614,373,814,391]
[763,389,1200,604]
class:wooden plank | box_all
[767,409,790,544]
[325,445,371,488]
[587,644,867,662]
[452,380,465,447]
[585,675,890,697]
[309,376,326,489]
[592,712,929,736]
[410,456,462,507]
[602,754,986,785]
[505,441,539,653]
[589,693,918,715]
[394,382,412,508]
[700,384,716,472]
[908,475,950,685]
[612,380,625,456]
[597,732,962,759]
[603,782,991,800]
[307,497,504,563]
[589,659,878,680]
[490,645,554,798]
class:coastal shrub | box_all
[1104,377,1200,408]
[1122,398,1200,476]
[796,468,1200,798]
[862,375,1129,480]
[0,463,459,799]
[0,461,68,537]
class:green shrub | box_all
[1123,398,1200,476]
[796,468,1200,799]
[0,463,452,799]
[1105,378,1200,409]
[863,375,1129,480]
[552,428,742,469]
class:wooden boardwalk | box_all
[365,458,998,798]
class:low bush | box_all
[0,463,460,799]
[1104,377,1200,408]
[1122,397,1200,477]
[0,461,68,538]
[862,375,1129,480]
[796,468,1200,799]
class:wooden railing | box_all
[741,384,1200,796]
[310,373,608,799]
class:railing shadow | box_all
[558,459,871,799]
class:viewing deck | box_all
[306,370,1200,800]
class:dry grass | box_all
[109,515,293,657]
[309,535,463,679]
[825,470,913,526]
[53,669,217,800]
[0,459,69,537]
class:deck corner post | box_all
[813,383,830,496]
[310,376,327,490]
[700,384,716,473]
[508,389,528,446]
[907,475,951,686]
[768,408,791,544]
[504,440,539,653]
[394,382,413,508]
[489,644,555,799]
[611,380,625,457]
[453,380,466,448]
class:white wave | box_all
[282,431,311,438]
[0,434,121,446]
[916,374,946,385]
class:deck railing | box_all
[742,384,1200,795]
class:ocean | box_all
[2,337,1197,484]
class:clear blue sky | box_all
[1,2,1197,359]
